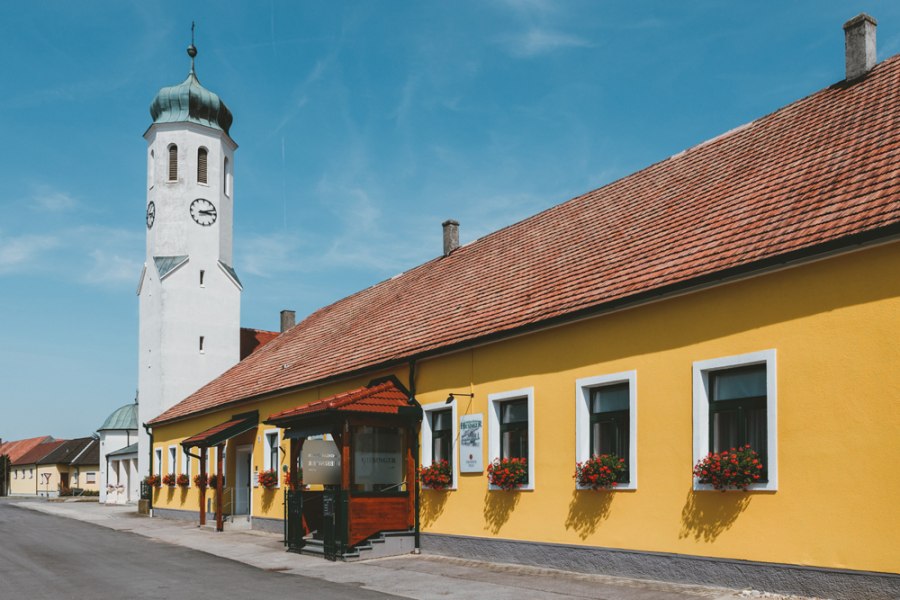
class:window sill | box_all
[488,484,533,492]
[575,482,636,491]
[693,481,776,493]
[422,486,457,492]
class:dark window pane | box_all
[432,409,451,432]
[591,383,629,413]
[711,410,738,453]
[711,365,766,401]
[502,428,528,460]
[501,399,528,424]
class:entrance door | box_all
[60,472,70,492]
[234,446,251,515]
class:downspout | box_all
[408,359,421,554]
[143,423,153,510]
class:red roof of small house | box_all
[151,54,900,426]
[240,328,279,360]
[12,440,67,466]
[267,380,410,423]
[0,436,53,463]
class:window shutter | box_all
[198,148,208,183]
[168,145,178,181]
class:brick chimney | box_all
[844,14,877,81]
[442,220,460,256]
[280,310,296,333]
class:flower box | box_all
[420,460,452,490]
[487,457,527,490]
[574,454,627,490]
[161,473,176,487]
[257,469,278,489]
[175,473,190,487]
[693,444,764,491]
[193,473,208,488]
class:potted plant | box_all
[487,457,528,490]
[207,474,224,490]
[176,473,190,487]
[574,454,627,490]
[258,468,278,489]
[419,459,452,490]
[693,444,764,491]
[193,473,208,488]
[161,473,176,487]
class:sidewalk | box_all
[14,500,805,600]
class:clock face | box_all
[146,201,156,229]
[189,198,217,226]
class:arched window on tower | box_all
[223,156,231,197]
[197,147,208,184]
[148,149,154,189]
[168,145,178,181]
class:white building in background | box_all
[136,43,242,480]
[97,402,139,504]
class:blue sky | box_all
[1,1,898,442]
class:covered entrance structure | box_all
[266,378,422,560]
[180,411,258,531]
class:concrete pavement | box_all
[11,499,814,600]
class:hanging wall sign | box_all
[459,413,484,473]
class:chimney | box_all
[844,14,877,81]
[442,220,460,256]
[280,310,296,333]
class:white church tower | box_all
[137,42,241,479]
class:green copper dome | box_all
[98,403,138,431]
[149,45,233,135]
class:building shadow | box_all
[564,489,614,540]
[678,488,751,542]
[420,489,450,528]
[483,490,520,534]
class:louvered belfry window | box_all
[168,145,178,181]
[198,148,208,184]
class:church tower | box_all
[137,42,241,478]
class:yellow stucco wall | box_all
[36,465,64,496]
[72,465,100,492]
[9,465,38,495]
[151,241,900,574]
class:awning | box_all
[181,411,258,449]
[266,377,421,428]
[106,443,138,459]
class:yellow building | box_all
[147,16,899,599]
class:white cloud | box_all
[0,233,60,274]
[83,249,143,286]
[29,185,78,212]
[497,28,593,58]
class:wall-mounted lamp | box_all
[446,392,474,404]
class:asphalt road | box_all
[0,500,402,600]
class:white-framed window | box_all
[488,387,535,490]
[197,147,208,184]
[155,448,163,478]
[575,370,637,490]
[693,349,777,492]
[168,446,176,477]
[29,468,33,479]
[13,469,16,480]
[263,429,281,487]
[421,398,458,489]
[180,447,191,485]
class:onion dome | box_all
[149,43,233,135]
[98,402,139,431]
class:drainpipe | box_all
[143,423,153,510]
[408,359,421,554]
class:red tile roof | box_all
[240,328,279,360]
[0,436,53,463]
[267,380,410,423]
[181,411,258,448]
[12,440,67,466]
[151,56,900,426]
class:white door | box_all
[234,446,251,515]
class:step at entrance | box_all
[297,530,415,561]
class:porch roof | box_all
[266,379,418,426]
[181,411,258,449]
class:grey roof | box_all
[70,439,99,466]
[106,443,138,459]
[154,255,188,279]
[98,403,138,431]
[218,260,242,286]
[38,438,94,466]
